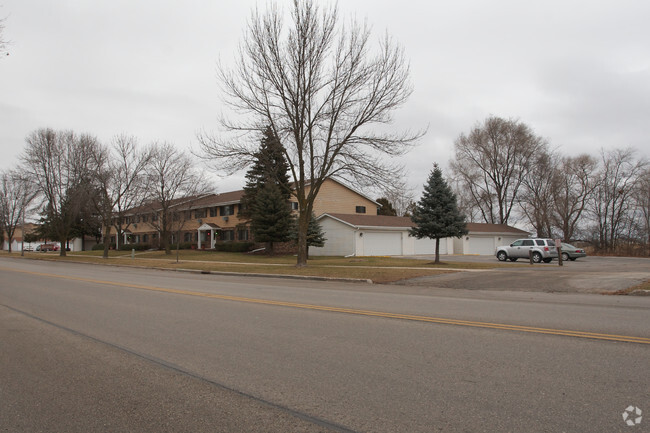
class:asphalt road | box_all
[1,257,648,432]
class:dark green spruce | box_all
[410,163,468,263]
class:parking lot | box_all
[397,255,650,294]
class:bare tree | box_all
[551,154,599,241]
[0,170,36,253]
[450,116,547,225]
[381,178,415,217]
[0,13,8,57]
[518,150,558,238]
[147,143,211,254]
[590,148,647,252]
[91,135,151,258]
[22,129,100,256]
[198,0,420,266]
[633,168,650,255]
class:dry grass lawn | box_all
[1,249,506,283]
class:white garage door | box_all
[468,236,495,255]
[363,232,402,256]
[414,237,448,255]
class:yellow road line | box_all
[3,267,649,345]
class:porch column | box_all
[211,229,216,249]
[197,228,202,249]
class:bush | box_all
[92,243,116,251]
[213,242,255,253]
[118,243,151,251]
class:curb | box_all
[169,267,373,284]
[4,255,374,284]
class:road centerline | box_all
[2,266,649,345]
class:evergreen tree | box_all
[240,127,291,221]
[376,197,397,216]
[250,182,293,254]
[410,164,468,263]
[289,212,326,259]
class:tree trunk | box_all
[434,237,440,264]
[296,211,310,266]
[103,224,111,259]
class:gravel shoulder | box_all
[392,255,650,294]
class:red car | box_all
[36,243,59,252]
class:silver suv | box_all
[495,238,558,263]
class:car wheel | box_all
[509,258,518,262]
[562,252,569,261]
[543,258,552,263]
[497,251,508,261]
[532,252,542,263]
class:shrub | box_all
[213,242,255,253]
[118,243,151,251]
[92,243,116,251]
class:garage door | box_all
[468,236,495,255]
[414,237,448,255]
[363,232,402,256]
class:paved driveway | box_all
[395,256,650,294]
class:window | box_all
[151,213,158,222]
[195,208,207,219]
[522,240,534,246]
[511,240,523,246]
[535,239,545,246]
[222,230,234,241]
[209,207,217,217]
[143,234,148,243]
[290,202,299,211]
[238,229,249,241]
[184,232,192,242]
[355,206,366,214]
[221,205,234,216]
[141,214,148,223]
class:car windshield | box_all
[546,239,556,246]
[562,243,575,249]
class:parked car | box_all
[22,245,34,251]
[36,243,59,252]
[559,243,587,261]
[495,238,558,263]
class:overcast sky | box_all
[1,0,649,195]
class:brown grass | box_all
[607,279,650,296]
[1,250,504,283]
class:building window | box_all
[209,207,217,217]
[238,229,249,241]
[290,202,299,211]
[355,206,366,214]
[184,232,192,242]
[151,213,158,222]
[221,205,234,216]
[143,234,149,243]
[222,230,234,241]
[195,208,207,219]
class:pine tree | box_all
[249,183,293,254]
[289,212,326,259]
[410,164,468,263]
[240,127,291,221]
[376,197,397,216]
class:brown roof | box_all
[321,214,530,235]
[322,213,415,228]
[465,223,530,235]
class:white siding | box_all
[310,218,356,256]
[413,237,449,255]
